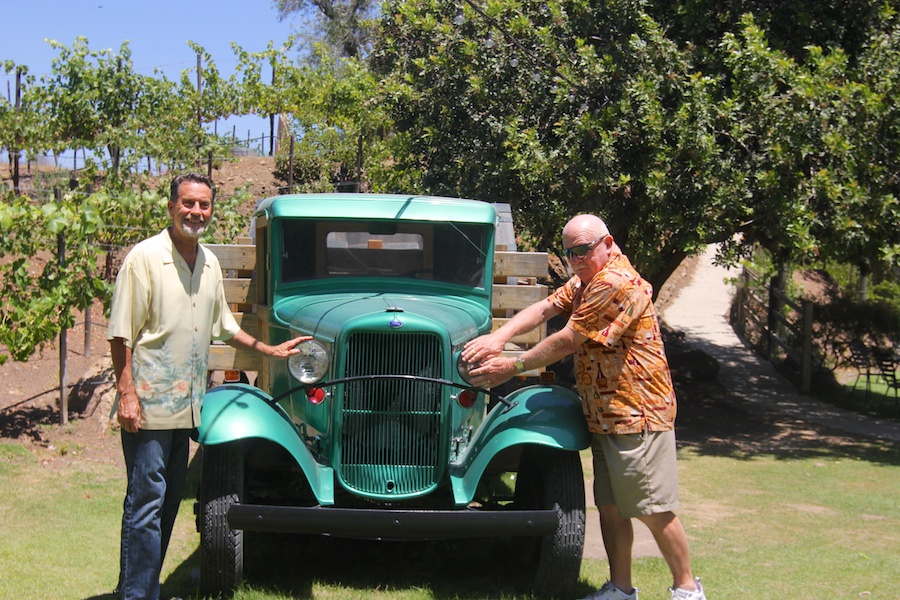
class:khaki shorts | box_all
[591,429,680,518]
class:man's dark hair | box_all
[169,172,216,203]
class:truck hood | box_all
[272,293,491,345]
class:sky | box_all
[1,0,299,160]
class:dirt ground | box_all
[1,156,280,201]
[211,156,282,208]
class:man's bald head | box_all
[561,214,615,280]
[562,214,610,242]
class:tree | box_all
[232,39,302,156]
[371,0,900,295]
[806,19,900,295]
[177,43,244,170]
[646,0,893,66]
[270,45,387,192]
[715,14,900,293]
[714,17,822,277]
[371,0,739,290]
[42,38,144,181]
[0,62,48,194]
[0,187,168,365]
[273,0,380,58]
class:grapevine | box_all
[0,188,169,364]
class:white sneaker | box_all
[581,580,639,600]
[670,578,706,600]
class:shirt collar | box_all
[160,227,209,270]
[161,228,176,265]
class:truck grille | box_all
[340,332,444,496]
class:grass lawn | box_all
[2,429,898,600]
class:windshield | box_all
[280,219,490,288]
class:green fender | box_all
[449,384,590,504]
[196,383,335,504]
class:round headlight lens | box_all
[288,339,330,384]
[456,353,476,385]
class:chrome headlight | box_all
[456,352,476,385]
[287,339,330,384]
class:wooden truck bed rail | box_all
[206,243,549,374]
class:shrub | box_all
[273,150,336,193]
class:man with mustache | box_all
[107,172,307,599]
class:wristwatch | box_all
[514,357,527,373]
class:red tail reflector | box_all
[306,387,326,404]
[457,389,477,408]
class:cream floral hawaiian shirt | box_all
[107,229,240,430]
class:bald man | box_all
[462,214,705,600]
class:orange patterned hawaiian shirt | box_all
[549,250,676,435]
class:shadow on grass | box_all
[673,376,900,467]
[169,449,595,599]
[161,532,606,600]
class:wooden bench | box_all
[206,241,549,376]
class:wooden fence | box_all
[731,268,815,393]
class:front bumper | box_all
[228,504,559,538]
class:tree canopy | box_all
[369,0,900,291]
[273,0,380,57]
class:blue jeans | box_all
[118,428,190,600]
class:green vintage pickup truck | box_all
[197,193,590,598]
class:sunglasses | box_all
[563,236,604,259]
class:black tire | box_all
[513,445,585,598]
[199,443,245,596]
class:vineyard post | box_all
[84,296,92,358]
[356,134,363,193]
[6,75,11,180]
[57,229,69,425]
[12,67,22,195]
[288,136,295,190]
[84,185,93,358]
[211,118,218,174]
[196,52,203,166]
[269,66,276,156]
